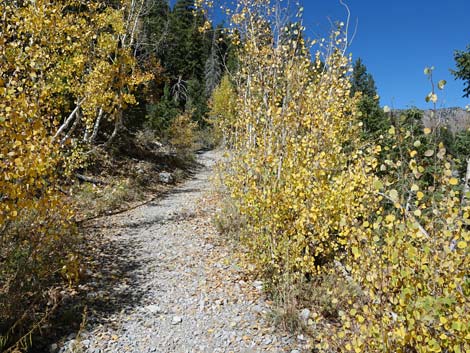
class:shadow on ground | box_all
[28,171,202,352]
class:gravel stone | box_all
[299,308,310,323]
[158,172,174,184]
[171,316,183,325]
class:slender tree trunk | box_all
[461,157,470,208]
[52,98,86,141]
[89,108,104,144]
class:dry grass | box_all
[73,179,145,220]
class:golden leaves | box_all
[449,177,459,186]
[1,0,148,297]
[209,1,469,352]
[217,0,367,280]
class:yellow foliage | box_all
[0,0,150,349]
[168,113,199,157]
[328,150,470,353]
[209,75,238,144]
[218,0,368,280]
[215,1,469,352]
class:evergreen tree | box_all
[143,0,171,58]
[165,0,210,80]
[205,32,222,96]
[351,58,377,98]
[451,45,470,98]
[186,78,208,122]
[351,58,390,135]
[146,83,180,133]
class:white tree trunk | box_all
[52,98,86,141]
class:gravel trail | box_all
[58,150,304,353]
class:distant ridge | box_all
[391,107,470,133]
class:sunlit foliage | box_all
[0,0,150,350]
[209,1,469,352]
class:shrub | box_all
[217,0,367,283]
[322,142,469,353]
[168,112,199,158]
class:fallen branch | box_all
[76,174,107,185]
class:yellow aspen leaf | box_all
[449,178,459,186]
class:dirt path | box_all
[55,150,304,353]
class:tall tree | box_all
[142,0,171,58]
[451,45,470,98]
[351,58,389,135]
[164,0,198,79]
[351,58,378,98]
[205,32,222,96]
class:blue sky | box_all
[172,0,470,109]
[299,0,470,109]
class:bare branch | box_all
[60,108,81,145]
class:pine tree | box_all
[147,83,180,133]
[165,0,199,78]
[205,32,222,96]
[143,0,171,57]
[351,58,390,136]
[451,45,470,98]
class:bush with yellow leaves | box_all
[208,74,238,145]
[0,0,150,350]
[216,0,369,282]
[211,1,469,352]
[168,112,199,158]
[317,139,469,353]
